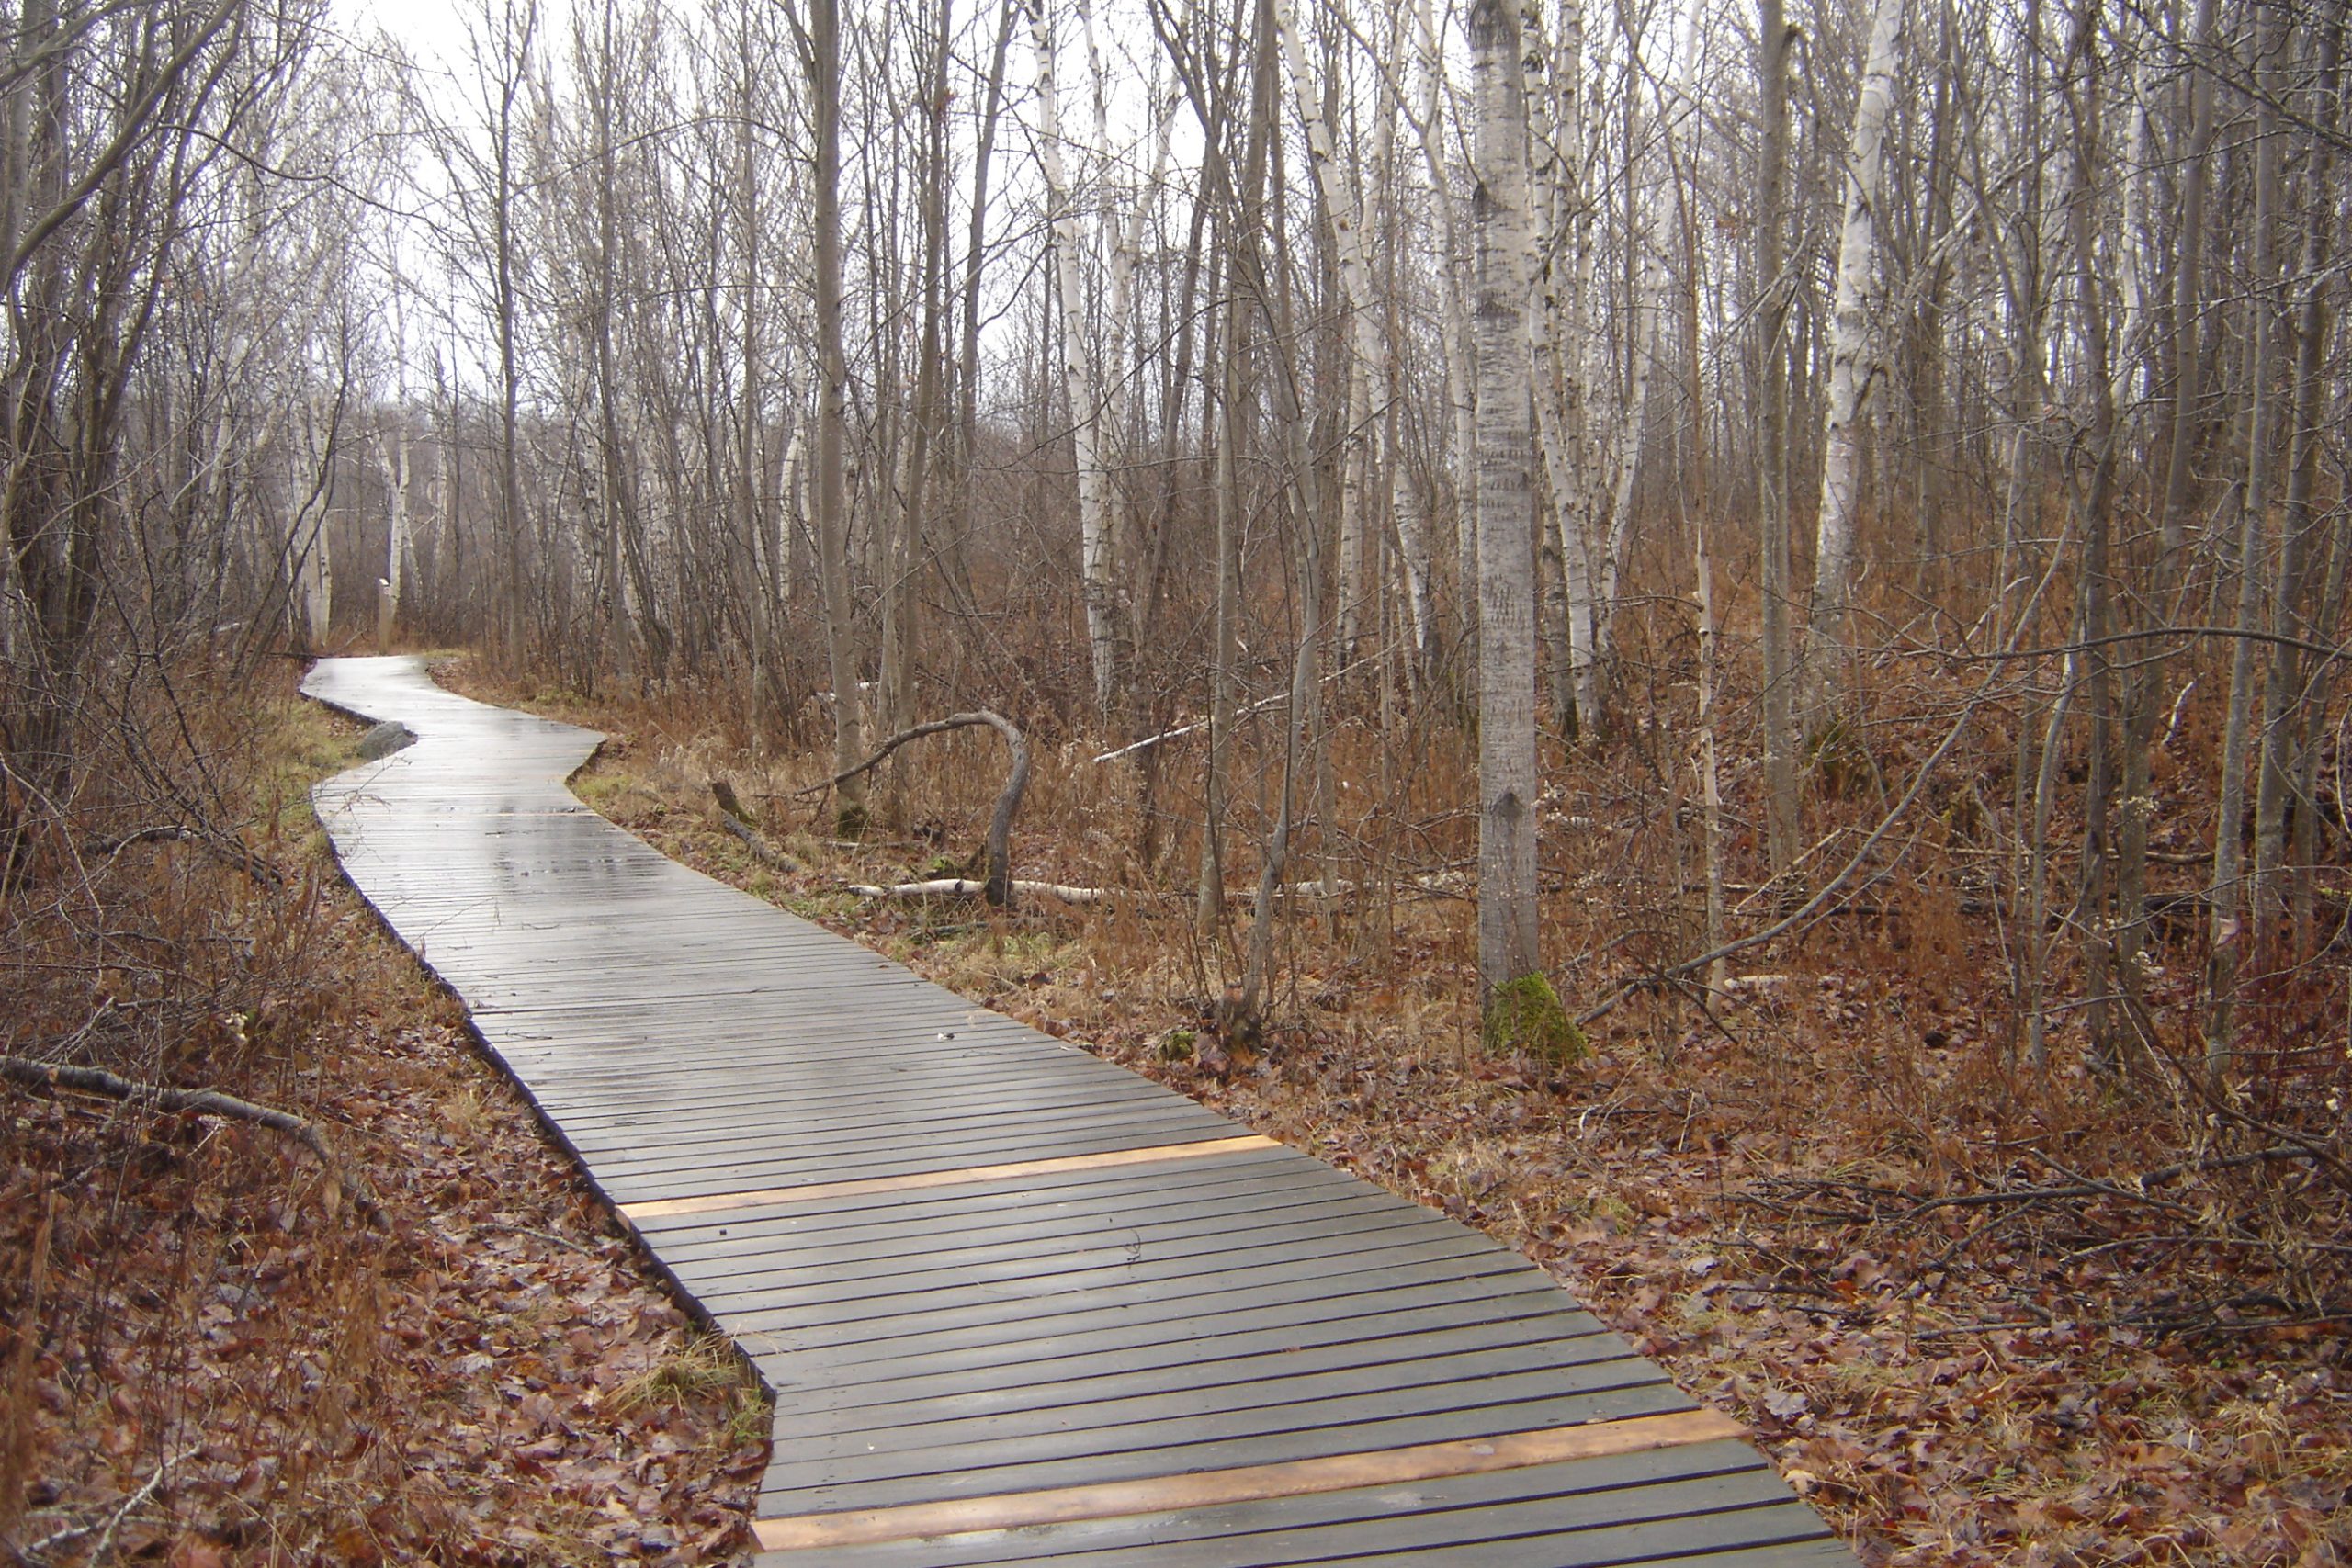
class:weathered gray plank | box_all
[302,656,1860,1568]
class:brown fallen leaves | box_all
[4,959,767,1566]
[592,786,2350,1566]
[446,660,2352,1567]
[2,685,765,1565]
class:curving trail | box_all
[303,655,1859,1566]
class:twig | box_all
[1090,646,1394,764]
[85,824,285,887]
[28,1446,192,1562]
[512,1224,607,1258]
[0,1055,377,1220]
[846,876,1115,905]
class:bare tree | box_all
[1468,0,1540,1024]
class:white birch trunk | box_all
[1694,525,1726,998]
[378,427,409,651]
[1031,3,1117,716]
[1595,263,1655,652]
[1412,0,1477,649]
[1275,0,1392,662]
[1593,154,1661,680]
[1526,0,1600,731]
[1469,0,1540,1012]
[778,426,804,602]
[1084,12,1171,615]
[1801,0,1903,717]
[297,398,334,647]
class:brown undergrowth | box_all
[1,662,765,1566]
[453,648,2352,1568]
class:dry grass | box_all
[1,660,767,1565]
[448,628,2352,1566]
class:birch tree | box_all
[1801,0,1904,722]
[1031,0,1119,716]
[1467,0,1542,1026]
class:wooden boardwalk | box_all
[304,656,1860,1567]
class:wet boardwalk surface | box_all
[304,656,1859,1567]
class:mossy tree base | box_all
[1481,973,1588,1064]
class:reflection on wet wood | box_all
[304,656,1859,1568]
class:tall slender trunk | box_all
[1410,0,1476,663]
[1694,523,1726,998]
[2206,0,2287,1076]
[879,0,952,744]
[1468,0,1539,1018]
[2109,0,2219,1053]
[591,0,635,685]
[1754,0,1798,883]
[1031,0,1118,717]
[378,426,408,650]
[1274,0,1386,665]
[2052,0,2122,1075]
[810,0,865,831]
[950,0,1017,615]
[492,6,532,662]
[1801,0,1904,722]
[2255,8,2341,936]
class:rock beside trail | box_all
[356,721,416,761]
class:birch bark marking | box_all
[1031,0,1118,717]
[1275,0,1394,660]
[1411,0,1479,654]
[1527,0,1600,734]
[1468,0,1541,1015]
[377,426,409,651]
[1695,525,1727,1001]
[1801,0,1903,724]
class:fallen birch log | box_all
[841,874,1473,907]
[846,877,1117,905]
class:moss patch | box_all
[1480,972,1587,1064]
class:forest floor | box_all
[442,652,2352,1568]
[14,649,2341,1565]
[2,669,766,1566]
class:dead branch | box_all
[87,824,285,887]
[841,874,1468,908]
[1089,645,1395,764]
[1747,1145,2330,1228]
[707,778,800,871]
[0,1055,376,1221]
[809,711,1030,907]
[846,877,1114,905]
[25,1446,191,1563]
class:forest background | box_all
[3,0,2350,1556]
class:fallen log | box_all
[846,877,1115,905]
[708,777,800,871]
